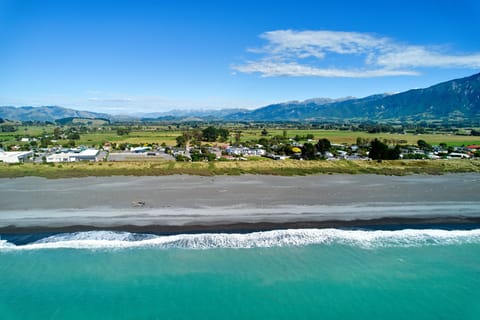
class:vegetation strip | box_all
[1,159,479,179]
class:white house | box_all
[0,150,33,163]
[46,149,100,163]
[131,146,151,153]
[447,152,470,159]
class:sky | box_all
[0,0,479,114]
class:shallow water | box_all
[1,229,480,319]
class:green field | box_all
[71,129,480,148]
[2,125,480,149]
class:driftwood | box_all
[131,201,146,208]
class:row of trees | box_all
[299,139,333,160]
[176,126,230,147]
[369,139,401,160]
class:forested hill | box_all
[0,106,111,122]
[228,72,480,122]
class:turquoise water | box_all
[1,229,480,319]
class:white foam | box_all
[1,229,480,251]
[35,231,156,243]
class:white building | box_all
[131,146,151,153]
[46,149,100,163]
[447,152,470,159]
[0,150,33,163]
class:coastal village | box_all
[1,134,478,164]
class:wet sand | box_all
[1,174,479,233]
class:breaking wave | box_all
[2,229,480,251]
[2,229,480,250]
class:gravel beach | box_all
[1,174,479,232]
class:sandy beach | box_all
[1,174,479,233]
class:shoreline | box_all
[1,174,479,237]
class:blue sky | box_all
[0,0,479,114]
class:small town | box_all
[1,128,478,164]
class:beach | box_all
[1,173,479,233]
[2,173,480,320]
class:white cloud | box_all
[375,46,480,68]
[234,61,418,78]
[233,30,480,77]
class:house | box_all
[225,147,266,157]
[46,149,100,163]
[131,146,151,153]
[447,152,470,159]
[467,145,480,152]
[0,150,33,163]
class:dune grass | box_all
[1,159,479,179]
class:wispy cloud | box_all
[232,30,480,78]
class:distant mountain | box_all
[228,72,480,121]
[227,96,365,121]
[2,72,479,123]
[140,108,248,120]
[0,106,112,122]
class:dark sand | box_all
[1,174,479,233]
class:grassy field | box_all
[2,126,480,148]
[239,129,480,146]
[1,159,479,179]
[55,129,480,148]
[70,129,480,147]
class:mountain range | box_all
[0,106,111,122]
[228,72,480,122]
[1,72,479,123]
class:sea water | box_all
[1,229,480,319]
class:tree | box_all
[369,139,388,160]
[116,127,131,136]
[192,129,203,143]
[217,128,229,141]
[369,139,400,160]
[316,138,331,154]
[301,143,317,160]
[471,129,480,136]
[39,137,50,148]
[234,131,242,145]
[53,127,63,139]
[356,137,369,147]
[0,125,16,132]
[261,128,269,136]
[67,132,80,140]
[202,126,218,142]
[176,136,187,148]
[417,139,431,151]
[258,137,268,147]
[63,140,76,148]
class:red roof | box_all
[467,145,480,149]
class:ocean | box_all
[1,228,480,320]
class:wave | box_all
[2,228,480,251]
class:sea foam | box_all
[1,228,480,251]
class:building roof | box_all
[0,151,33,163]
[79,149,99,156]
[0,151,32,158]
